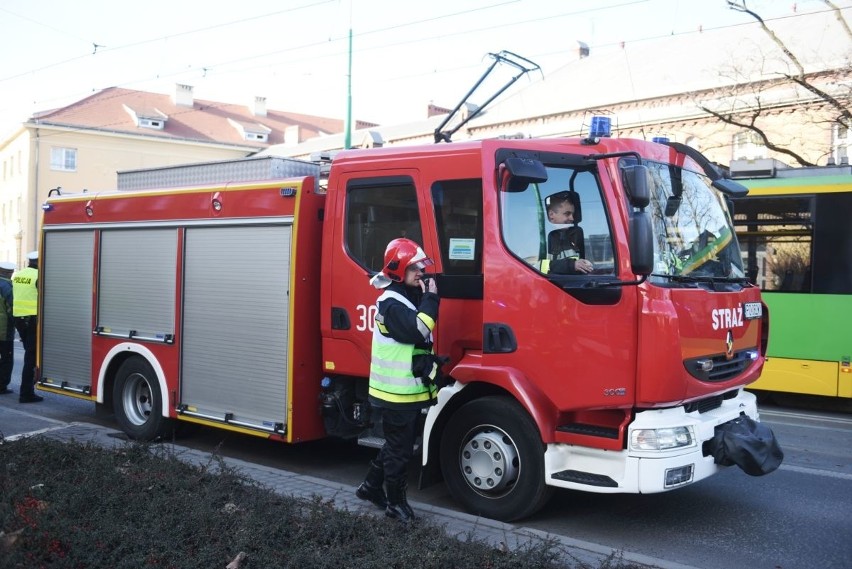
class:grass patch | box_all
[1,436,645,568]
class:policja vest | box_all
[368,289,437,405]
[12,267,38,317]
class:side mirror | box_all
[629,211,653,275]
[712,178,748,198]
[502,157,548,192]
[622,165,650,208]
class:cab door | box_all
[322,170,429,377]
[482,158,640,414]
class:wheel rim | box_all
[122,372,153,426]
[458,425,520,497]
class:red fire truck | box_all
[36,126,780,521]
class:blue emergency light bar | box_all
[652,136,670,144]
[589,116,612,138]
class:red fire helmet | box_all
[381,238,433,282]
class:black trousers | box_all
[376,407,420,486]
[14,316,37,397]
[0,339,12,389]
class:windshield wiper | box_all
[653,273,703,284]
[653,273,750,286]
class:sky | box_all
[0,0,846,140]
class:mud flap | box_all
[710,414,783,476]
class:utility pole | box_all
[343,7,353,150]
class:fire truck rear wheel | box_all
[439,395,552,522]
[113,356,174,441]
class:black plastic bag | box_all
[710,415,783,476]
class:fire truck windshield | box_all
[643,161,746,282]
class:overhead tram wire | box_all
[9,0,830,135]
[0,0,337,84]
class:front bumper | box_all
[544,389,760,493]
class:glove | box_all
[413,354,449,388]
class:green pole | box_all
[344,26,352,149]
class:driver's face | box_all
[548,204,575,224]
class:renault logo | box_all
[725,329,734,360]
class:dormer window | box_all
[228,118,271,143]
[245,131,268,142]
[139,117,164,130]
[123,104,167,130]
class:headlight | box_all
[630,426,695,451]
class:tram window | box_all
[733,196,813,292]
[813,192,852,294]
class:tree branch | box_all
[786,74,852,127]
[727,1,805,77]
[699,104,816,166]
[823,0,852,42]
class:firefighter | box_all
[544,191,594,274]
[13,251,42,403]
[356,238,440,522]
[0,261,15,395]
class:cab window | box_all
[432,179,483,276]
[501,166,615,275]
[345,177,422,272]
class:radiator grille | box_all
[685,350,754,382]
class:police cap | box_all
[0,261,16,271]
[26,251,38,261]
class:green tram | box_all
[732,162,852,400]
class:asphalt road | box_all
[2,342,851,569]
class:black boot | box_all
[385,479,416,523]
[356,460,387,509]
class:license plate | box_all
[743,302,762,319]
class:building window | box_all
[139,118,164,130]
[245,132,268,142]
[732,131,767,160]
[832,123,849,165]
[50,147,77,172]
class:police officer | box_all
[0,261,15,395]
[13,251,42,403]
[355,238,440,522]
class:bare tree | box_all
[697,1,852,166]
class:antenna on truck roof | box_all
[433,50,541,144]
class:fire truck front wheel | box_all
[113,357,174,441]
[439,396,552,522]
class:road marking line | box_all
[780,464,852,481]
[3,424,72,442]
[760,409,852,426]
[765,420,851,432]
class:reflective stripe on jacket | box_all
[12,267,38,317]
